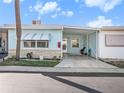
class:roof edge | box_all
[101,26,124,31]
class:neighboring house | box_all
[0,24,124,60]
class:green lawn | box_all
[0,58,59,67]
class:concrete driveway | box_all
[56,56,117,68]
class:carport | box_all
[62,26,99,59]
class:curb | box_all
[0,66,124,77]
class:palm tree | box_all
[15,0,22,61]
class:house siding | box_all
[99,31,124,59]
[4,26,124,60]
[9,49,61,58]
[8,29,62,58]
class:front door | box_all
[62,39,67,53]
[70,38,81,55]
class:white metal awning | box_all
[21,33,51,40]
[63,27,99,35]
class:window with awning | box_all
[37,40,48,48]
[23,40,35,48]
[21,33,51,40]
[23,40,49,48]
[22,33,51,48]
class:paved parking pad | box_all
[56,56,117,68]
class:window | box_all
[71,39,79,48]
[24,40,35,48]
[37,40,49,48]
[105,35,124,47]
[23,40,49,48]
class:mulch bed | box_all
[105,61,124,68]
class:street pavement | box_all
[0,73,124,93]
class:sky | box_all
[0,0,124,27]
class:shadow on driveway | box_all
[43,73,102,93]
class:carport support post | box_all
[96,31,98,59]
[61,27,64,58]
[86,34,89,57]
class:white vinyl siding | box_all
[99,31,124,59]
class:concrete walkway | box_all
[56,56,117,68]
[0,66,124,77]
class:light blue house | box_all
[0,24,124,60]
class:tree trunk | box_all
[15,0,22,61]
